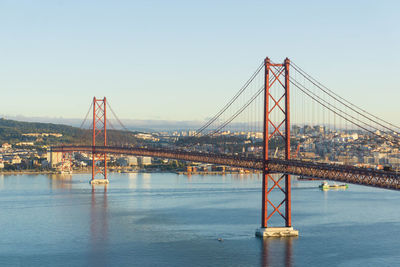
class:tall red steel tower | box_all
[91,97,109,184]
[256,57,298,237]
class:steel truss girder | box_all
[52,146,400,190]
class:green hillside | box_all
[0,118,141,147]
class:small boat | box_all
[319,181,348,190]
[58,170,73,175]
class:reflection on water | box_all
[261,237,295,267]
[89,185,109,266]
[127,172,138,189]
[47,174,73,190]
[127,172,153,189]
[230,173,261,181]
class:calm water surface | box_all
[0,173,399,266]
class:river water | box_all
[0,173,399,266]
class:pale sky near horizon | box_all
[0,0,399,123]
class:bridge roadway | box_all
[52,145,400,190]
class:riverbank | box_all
[0,170,56,175]
[176,170,262,175]
[0,169,92,175]
[0,168,262,176]
[0,169,183,175]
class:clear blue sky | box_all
[0,0,399,123]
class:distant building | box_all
[135,133,153,140]
[292,126,301,135]
[49,151,63,167]
[314,125,325,134]
[1,143,12,150]
[77,161,87,167]
[41,160,50,168]
[116,156,138,166]
[138,156,152,165]
[22,133,62,137]
[15,142,34,146]
[188,131,197,136]
[350,133,359,140]
[127,156,138,166]
[11,156,21,164]
[303,125,313,134]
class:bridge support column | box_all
[90,97,109,185]
[256,57,298,238]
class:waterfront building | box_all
[138,156,152,165]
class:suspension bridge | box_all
[51,57,400,237]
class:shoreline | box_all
[0,169,261,176]
[0,172,93,175]
[0,169,178,175]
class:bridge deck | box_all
[52,145,400,190]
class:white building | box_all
[138,156,152,165]
[117,156,138,166]
[1,143,12,151]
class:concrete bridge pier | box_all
[256,227,298,238]
[90,179,109,185]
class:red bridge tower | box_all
[256,58,298,237]
[90,97,109,185]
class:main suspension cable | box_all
[107,100,131,132]
[291,61,400,134]
[290,77,398,145]
[195,61,264,135]
[79,102,93,129]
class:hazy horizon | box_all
[0,114,378,133]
